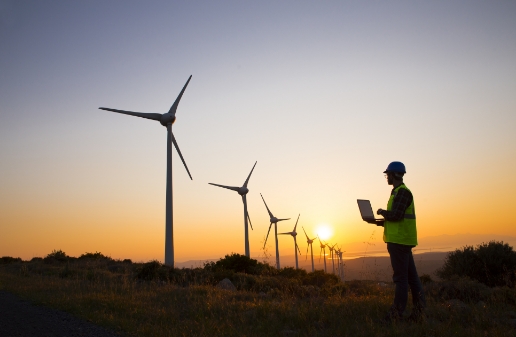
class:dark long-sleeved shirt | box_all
[378,184,413,221]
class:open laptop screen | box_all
[357,199,375,220]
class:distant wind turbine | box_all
[99,75,193,267]
[318,237,327,273]
[261,193,290,269]
[335,246,345,281]
[302,226,317,272]
[278,214,302,269]
[326,242,337,275]
[208,161,257,257]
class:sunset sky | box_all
[1,1,515,263]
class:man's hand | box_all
[377,208,385,215]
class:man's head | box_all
[383,161,405,186]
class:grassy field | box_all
[1,254,515,337]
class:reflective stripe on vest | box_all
[383,184,418,246]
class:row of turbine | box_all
[97,75,345,276]
[211,160,346,279]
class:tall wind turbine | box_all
[302,226,317,272]
[261,193,290,269]
[318,237,327,273]
[278,214,302,269]
[99,76,193,267]
[208,161,257,257]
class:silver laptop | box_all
[357,199,381,221]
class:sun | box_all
[316,224,333,241]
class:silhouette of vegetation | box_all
[0,256,22,264]
[44,249,69,263]
[437,241,516,287]
[78,251,112,261]
[2,249,516,336]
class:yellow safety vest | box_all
[383,184,418,246]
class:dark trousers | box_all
[387,242,426,316]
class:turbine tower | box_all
[261,193,290,269]
[318,237,327,273]
[278,214,302,269]
[208,161,257,257]
[302,226,317,272]
[99,76,193,267]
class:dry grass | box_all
[1,258,515,337]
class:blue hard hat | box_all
[383,161,406,174]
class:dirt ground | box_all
[0,291,122,337]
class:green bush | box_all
[437,241,516,287]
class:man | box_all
[370,161,426,322]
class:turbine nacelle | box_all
[237,186,249,195]
[270,216,278,223]
[160,112,176,126]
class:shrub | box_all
[437,241,516,287]
[44,250,69,264]
[209,253,258,274]
[78,252,112,261]
[278,267,307,279]
[420,274,433,284]
[0,256,22,264]
[425,275,492,303]
[303,270,339,287]
[135,260,168,281]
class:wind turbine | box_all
[261,193,290,269]
[326,242,337,275]
[302,226,317,272]
[208,161,257,257]
[335,246,345,281]
[278,214,302,269]
[318,237,327,273]
[99,76,193,267]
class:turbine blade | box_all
[306,245,309,260]
[247,212,253,230]
[243,161,257,187]
[170,130,192,180]
[168,75,192,114]
[99,108,162,122]
[296,243,301,256]
[263,223,273,248]
[277,218,290,222]
[302,226,309,240]
[293,214,300,232]
[278,232,291,235]
[260,194,274,218]
[242,195,253,231]
[209,183,240,192]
